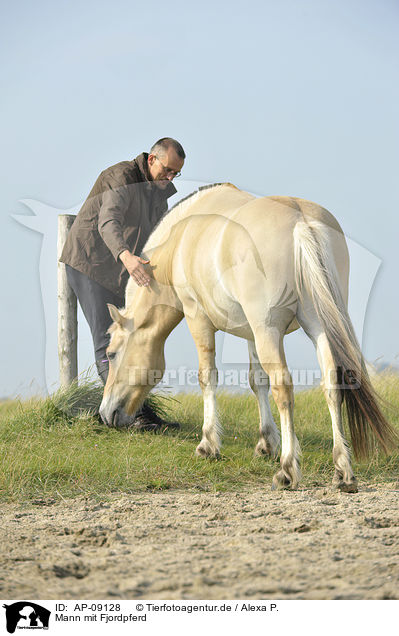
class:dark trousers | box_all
[65,265,124,383]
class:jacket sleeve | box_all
[98,184,133,261]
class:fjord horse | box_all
[99,184,397,491]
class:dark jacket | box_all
[60,153,176,296]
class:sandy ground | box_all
[1,484,398,600]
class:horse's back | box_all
[171,190,348,334]
[231,195,349,300]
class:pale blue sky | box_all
[1,0,398,397]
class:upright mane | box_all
[144,183,235,252]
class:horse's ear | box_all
[107,304,122,325]
[107,304,134,330]
[107,303,126,327]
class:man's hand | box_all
[119,250,151,286]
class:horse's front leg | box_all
[186,315,221,458]
[248,340,280,457]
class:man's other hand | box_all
[119,250,151,286]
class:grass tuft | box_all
[49,371,178,419]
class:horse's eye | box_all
[107,351,116,361]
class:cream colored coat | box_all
[100,184,396,491]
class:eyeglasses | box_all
[155,155,181,179]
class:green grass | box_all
[0,373,398,502]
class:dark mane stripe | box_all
[143,183,228,252]
[168,182,226,214]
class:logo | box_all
[3,603,51,633]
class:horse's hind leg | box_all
[248,340,280,457]
[252,327,301,489]
[315,332,358,492]
[298,306,358,492]
[185,314,221,458]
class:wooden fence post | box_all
[57,215,78,386]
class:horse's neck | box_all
[129,282,183,341]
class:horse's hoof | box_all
[195,443,220,459]
[254,440,275,458]
[272,470,292,490]
[254,446,269,457]
[332,471,358,493]
[335,479,358,493]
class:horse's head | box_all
[99,303,164,428]
[99,297,183,427]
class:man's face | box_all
[148,147,184,188]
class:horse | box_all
[99,183,397,491]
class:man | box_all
[60,137,185,430]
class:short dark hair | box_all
[150,137,186,160]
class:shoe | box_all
[132,402,180,432]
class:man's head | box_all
[148,137,185,187]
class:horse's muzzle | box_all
[99,403,136,429]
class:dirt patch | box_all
[1,484,399,599]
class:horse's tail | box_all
[293,218,398,459]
